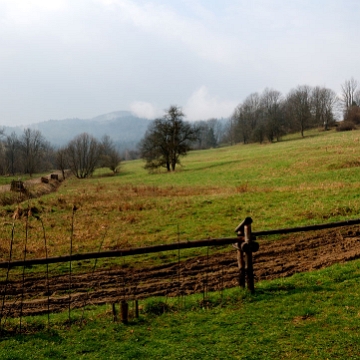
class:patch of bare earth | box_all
[2,226,360,317]
[0,172,65,203]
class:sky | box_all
[0,0,359,126]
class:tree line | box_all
[1,78,358,177]
[138,78,360,172]
[227,85,338,145]
[224,78,360,144]
[0,130,121,179]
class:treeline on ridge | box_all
[0,78,359,177]
[0,131,121,179]
[226,80,359,145]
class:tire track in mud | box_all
[2,226,360,317]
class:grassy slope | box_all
[1,129,360,357]
[2,128,360,263]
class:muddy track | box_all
[2,226,360,317]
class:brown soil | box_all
[2,226,360,318]
[0,171,66,195]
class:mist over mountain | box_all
[3,111,152,151]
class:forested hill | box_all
[4,111,152,151]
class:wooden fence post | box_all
[235,217,259,293]
[244,223,254,293]
[236,238,245,288]
[135,300,139,319]
[121,300,128,325]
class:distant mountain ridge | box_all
[91,111,135,122]
[4,111,152,151]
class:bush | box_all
[336,121,356,132]
[345,106,360,124]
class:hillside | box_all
[3,111,152,150]
[2,129,360,358]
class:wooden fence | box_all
[1,218,360,269]
[1,217,360,331]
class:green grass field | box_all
[2,259,360,359]
[3,128,360,262]
[1,128,360,358]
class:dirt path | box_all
[1,226,360,317]
[0,171,65,193]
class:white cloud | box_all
[129,86,238,121]
[0,0,360,126]
[2,0,66,25]
[184,86,237,120]
[130,101,160,119]
[94,0,241,66]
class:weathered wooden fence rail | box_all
[253,218,360,236]
[1,218,360,269]
[2,217,360,330]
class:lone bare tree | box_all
[139,106,199,172]
[66,133,102,178]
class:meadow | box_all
[2,128,360,262]
[1,128,360,358]
[1,258,360,359]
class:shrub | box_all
[336,121,356,132]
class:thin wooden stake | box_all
[121,255,127,303]
[69,205,77,323]
[39,217,50,329]
[112,303,117,322]
[0,223,15,332]
[206,246,209,299]
[177,225,181,309]
[135,300,139,319]
[20,208,30,333]
[220,262,224,306]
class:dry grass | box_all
[1,128,360,266]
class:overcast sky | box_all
[0,0,359,126]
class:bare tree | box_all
[193,120,218,149]
[232,93,262,144]
[66,133,102,178]
[5,132,20,175]
[0,142,6,175]
[260,88,285,142]
[354,89,360,107]
[139,106,199,172]
[286,85,313,137]
[100,135,122,173]
[55,146,68,180]
[19,128,47,176]
[341,77,358,118]
[311,86,338,130]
